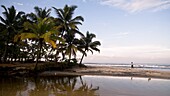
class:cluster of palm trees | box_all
[0,5,101,67]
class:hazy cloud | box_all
[83,45,170,63]
[83,0,87,2]
[100,0,170,13]
[99,45,170,58]
[115,32,129,36]
[13,2,24,6]
[112,32,129,38]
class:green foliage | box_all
[79,31,101,64]
[0,5,101,70]
[0,5,25,63]
[53,5,85,63]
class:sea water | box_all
[85,63,170,71]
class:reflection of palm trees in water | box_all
[30,76,99,96]
[0,76,99,96]
[0,78,28,96]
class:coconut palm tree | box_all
[27,6,51,22]
[0,5,25,63]
[53,5,84,61]
[14,17,61,70]
[34,6,51,19]
[63,29,84,63]
[79,31,101,65]
[53,5,84,35]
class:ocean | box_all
[84,63,170,71]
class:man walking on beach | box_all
[131,62,134,68]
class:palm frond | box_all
[87,31,96,39]
[69,22,82,29]
[90,41,101,47]
[78,47,87,56]
[1,5,8,14]
[71,16,84,22]
[72,29,84,37]
[0,16,6,24]
[16,11,25,20]
[46,40,57,48]
[90,47,100,53]
[23,21,37,34]
[88,49,94,54]
[20,33,38,40]
[52,7,64,20]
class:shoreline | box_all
[40,66,170,79]
[1,63,170,79]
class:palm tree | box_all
[27,6,51,22]
[53,5,84,35]
[14,18,61,70]
[53,5,84,61]
[0,5,25,63]
[63,29,85,63]
[79,31,101,65]
[34,6,51,19]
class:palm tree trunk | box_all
[79,50,86,65]
[55,31,65,63]
[10,43,16,64]
[34,41,42,71]
[68,50,71,63]
[79,53,85,65]
[55,50,59,62]
[1,42,8,63]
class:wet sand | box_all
[40,66,170,79]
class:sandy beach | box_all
[40,66,170,79]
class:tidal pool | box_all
[0,75,170,96]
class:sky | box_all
[0,0,170,64]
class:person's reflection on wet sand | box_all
[148,78,151,82]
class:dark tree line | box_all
[0,5,101,68]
